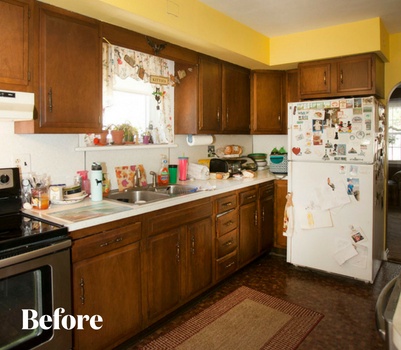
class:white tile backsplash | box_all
[1,121,287,191]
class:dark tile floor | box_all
[119,254,401,350]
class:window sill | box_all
[75,143,178,152]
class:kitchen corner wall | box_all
[2,123,287,191]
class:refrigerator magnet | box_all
[349,226,367,244]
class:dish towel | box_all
[283,192,294,237]
[187,163,210,180]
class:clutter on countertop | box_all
[248,153,268,171]
[187,163,210,180]
[215,145,243,158]
[115,165,147,191]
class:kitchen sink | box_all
[154,184,198,196]
[107,189,170,205]
[107,184,198,205]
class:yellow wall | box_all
[386,33,401,99]
[37,0,401,100]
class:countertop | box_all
[23,170,280,232]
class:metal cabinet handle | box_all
[223,220,234,227]
[176,242,180,262]
[217,107,220,123]
[254,210,258,226]
[225,261,235,269]
[246,194,256,200]
[340,70,344,84]
[262,207,265,222]
[223,239,234,247]
[222,201,233,207]
[80,278,85,305]
[323,71,326,85]
[99,237,123,247]
[226,108,229,124]
[191,235,195,255]
[48,88,53,112]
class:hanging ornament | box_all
[152,87,165,110]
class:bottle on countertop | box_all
[77,170,91,195]
[158,155,169,186]
[90,162,103,201]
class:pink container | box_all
[178,157,188,181]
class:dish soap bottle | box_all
[158,155,169,186]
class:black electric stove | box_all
[0,168,68,260]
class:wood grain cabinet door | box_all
[299,62,331,97]
[38,3,102,132]
[73,243,142,350]
[0,0,31,89]
[336,55,373,94]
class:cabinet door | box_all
[198,56,222,133]
[259,183,274,253]
[299,62,331,97]
[146,228,182,322]
[251,70,286,134]
[239,200,259,266]
[38,4,102,132]
[336,55,373,94]
[0,0,31,89]
[184,217,213,298]
[73,243,142,350]
[274,180,288,249]
[222,63,250,133]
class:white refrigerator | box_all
[287,96,385,283]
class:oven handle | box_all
[0,239,71,269]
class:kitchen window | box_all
[388,99,401,161]
[102,43,175,143]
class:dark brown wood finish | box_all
[250,70,286,134]
[274,179,288,249]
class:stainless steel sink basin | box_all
[154,184,198,196]
[107,190,169,204]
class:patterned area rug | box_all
[141,286,323,350]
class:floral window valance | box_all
[102,43,175,144]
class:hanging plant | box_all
[152,87,166,109]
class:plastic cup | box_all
[169,165,178,184]
[178,157,188,181]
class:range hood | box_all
[0,90,34,121]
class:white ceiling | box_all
[198,0,401,37]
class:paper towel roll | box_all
[186,134,213,146]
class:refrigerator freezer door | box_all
[287,161,383,282]
[288,97,379,164]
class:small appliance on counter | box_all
[209,157,257,176]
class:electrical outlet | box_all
[13,154,31,173]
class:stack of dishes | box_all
[248,153,268,171]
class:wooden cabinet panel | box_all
[73,242,142,350]
[18,3,102,134]
[251,70,286,134]
[216,194,237,214]
[146,228,182,322]
[274,179,288,249]
[299,62,331,96]
[239,196,258,266]
[259,182,274,253]
[184,217,213,299]
[222,63,250,133]
[198,56,222,133]
[216,209,238,237]
[299,53,384,99]
[216,250,238,281]
[216,229,238,258]
[0,0,32,90]
[286,69,299,103]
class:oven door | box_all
[0,240,72,350]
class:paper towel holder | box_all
[186,134,214,146]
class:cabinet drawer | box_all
[216,194,237,214]
[239,188,257,205]
[216,209,238,237]
[259,182,274,199]
[72,221,141,262]
[216,250,238,281]
[216,229,238,258]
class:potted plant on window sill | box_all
[107,123,138,145]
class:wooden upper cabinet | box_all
[16,2,102,133]
[299,53,384,99]
[299,62,331,96]
[222,63,250,133]
[0,0,32,90]
[250,70,286,134]
[175,55,250,135]
[198,56,222,133]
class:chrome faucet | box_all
[134,168,141,187]
[149,171,157,188]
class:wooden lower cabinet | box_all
[259,182,274,253]
[238,187,259,267]
[72,225,142,350]
[274,179,288,249]
[144,199,213,325]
